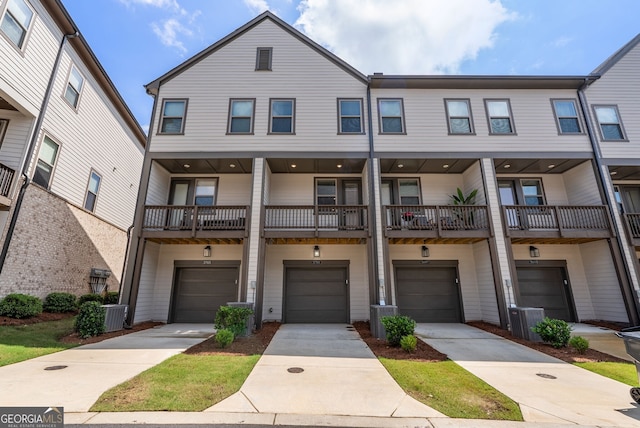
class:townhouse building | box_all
[0,0,145,297]
[121,11,640,329]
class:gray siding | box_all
[562,161,602,205]
[473,240,500,324]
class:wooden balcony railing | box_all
[624,213,640,245]
[143,205,248,233]
[264,205,368,231]
[0,163,15,198]
[383,205,490,239]
[503,205,611,238]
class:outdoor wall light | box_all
[421,245,430,258]
[313,245,320,258]
[529,246,540,258]
[203,245,212,257]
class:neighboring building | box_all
[121,11,640,328]
[0,0,145,298]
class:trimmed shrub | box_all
[75,301,106,339]
[0,293,43,318]
[381,315,416,346]
[400,334,418,353]
[77,293,103,306]
[43,292,76,313]
[214,306,253,336]
[103,292,119,305]
[531,317,572,348]
[215,329,234,348]
[569,336,589,354]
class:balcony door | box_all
[315,178,362,229]
[168,178,218,228]
[498,179,547,229]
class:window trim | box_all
[83,169,102,212]
[33,134,60,190]
[158,98,188,135]
[377,98,406,134]
[226,98,256,135]
[255,47,273,71]
[444,98,475,135]
[315,178,338,206]
[168,177,219,206]
[0,0,35,51]
[497,177,546,206]
[337,98,365,134]
[268,98,295,134]
[592,104,628,142]
[551,98,583,135]
[0,119,8,145]
[62,65,85,110]
[484,99,516,135]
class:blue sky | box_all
[60,0,640,132]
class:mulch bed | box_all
[353,321,447,362]
[1,311,76,326]
[468,321,630,364]
[185,322,281,356]
[59,321,164,345]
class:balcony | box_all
[142,205,248,243]
[624,213,640,248]
[264,205,368,241]
[503,205,612,241]
[0,163,15,207]
[383,205,491,242]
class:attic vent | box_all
[256,47,272,71]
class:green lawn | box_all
[574,361,638,386]
[91,354,260,411]
[0,317,77,367]
[380,358,523,420]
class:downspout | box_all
[366,82,381,303]
[0,31,79,273]
[577,77,640,324]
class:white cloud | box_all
[244,0,270,14]
[119,0,182,11]
[295,0,516,74]
[552,36,572,48]
[151,18,192,53]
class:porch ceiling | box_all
[267,158,366,174]
[388,237,487,244]
[146,237,244,245]
[155,158,253,174]
[510,237,604,245]
[609,165,640,180]
[0,96,18,111]
[494,158,588,174]
[379,158,476,174]
[266,237,366,245]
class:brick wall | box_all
[0,185,128,298]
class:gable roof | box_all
[591,33,640,76]
[145,11,368,94]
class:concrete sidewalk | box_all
[415,323,640,427]
[571,323,632,362]
[0,324,214,412]
[205,324,445,419]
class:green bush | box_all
[75,301,106,339]
[214,306,253,336]
[381,315,416,346]
[0,293,43,318]
[215,329,234,348]
[531,317,572,348]
[569,336,589,354]
[103,292,119,305]
[43,292,76,313]
[77,293,103,306]
[400,334,418,353]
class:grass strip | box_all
[91,354,260,411]
[574,361,638,386]
[380,358,523,420]
[0,317,77,367]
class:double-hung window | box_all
[338,99,363,133]
[378,99,405,133]
[594,105,626,141]
[445,99,474,134]
[228,99,255,134]
[0,0,34,49]
[33,136,59,189]
[485,99,515,134]
[64,66,84,109]
[399,179,420,205]
[521,179,545,206]
[316,179,337,206]
[159,99,187,134]
[552,99,581,134]
[84,170,101,212]
[269,99,294,134]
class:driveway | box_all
[0,324,214,412]
[415,323,640,427]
